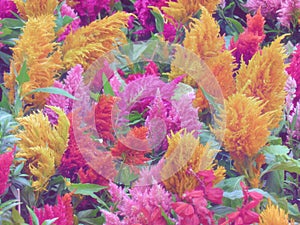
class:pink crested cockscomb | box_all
[245,0,281,18]
[57,3,81,42]
[103,181,173,225]
[0,0,17,18]
[230,8,265,64]
[44,64,83,124]
[287,44,300,106]
[30,194,74,225]
[277,0,300,28]
[0,150,14,195]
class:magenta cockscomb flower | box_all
[103,181,173,225]
[0,150,13,196]
[0,0,17,18]
[57,3,81,42]
[245,0,281,18]
[44,64,83,124]
[287,44,300,105]
[277,0,300,27]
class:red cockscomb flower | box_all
[0,150,14,195]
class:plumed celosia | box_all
[230,9,266,64]
[13,0,58,19]
[30,193,74,225]
[277,0,300,28]
[162,0,221,24]
[244,0,281,18]
[66,0,111,24]
[45,64,83,124]
[236,36,287,129]
[16,107,69,191]
[62,11,130,70]
[0,150,14,195]
[286,44,300,106]
[102,181,173,225]
[57,3,81,42]
[4,14,62,111]
[214,93,271,187]
[59,113,116,185]
[161,130,221,197]
[259,201,295,225]
[111,126,151,165]
[219,182,263,225]
[0,0,17,18]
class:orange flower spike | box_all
[236,36,288,129]
[111,127,151,165]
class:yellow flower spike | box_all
[62,11,130,70]
[162,0,220,24]
[4,14,62,111]
[259,200,295,225]
[13,0,58,19]
[236,36,288,129]
[16,108,70,192]
[161,130,220,197]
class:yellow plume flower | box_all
[260,201,295,225]
[162,0,220,24]
[161,130,220,196]
[62,11,130,70]
[16,106,70,191]
[13,0,58,19]
[215,93,271,159]
[236,36,288,129]
[4,15,62,110]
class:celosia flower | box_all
[244,0,281,18]
[45,64,83,124]
[16,107,69,191]
[277,0,300,28]
[4,14,62,111]
[286,44,300,106]
[111,126,151,165]
[13,0,58,19]
[220,182,263,225]
[103,181,173,225]
[162,0,221,24]
[62,11,130,70]
[0,0,17,18]
[59,113,116,185]
[172,189,214,225]
[230,9,266,64]
[66,0,111,24]
[236,36,287,129]
[0,150,14,195]
[94,95,116,143]
[30,193,74,225]
[259,201,295,225]
[161,130,220,197]
[57,3,81,42]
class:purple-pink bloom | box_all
[44,64,83,124]
[57,3,81,42]
[277,0,300,27]
[103,181,173,225]
[245,0,281,18]
[0,0,17,18]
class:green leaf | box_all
[68,183,107,196]
[225,17,244,34]
[0,87,10,110]
[11,207,25,224]
[261,145,289,163]
[0,18,25,29]
[200,87,223,114]
[27,206,39,225]
[151,9,164,33]
[13,162,24,176]
[216,176,245,192]
[0,51,11,65]
[115,165,139,186]
[267,135,282,145]
[27,87,77,100]
[261,155,300,177]
[41,218,58,225]
[16,61,30,85]
[102,73,115,96]
[161,209,175,225]
[210,205,235,218]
